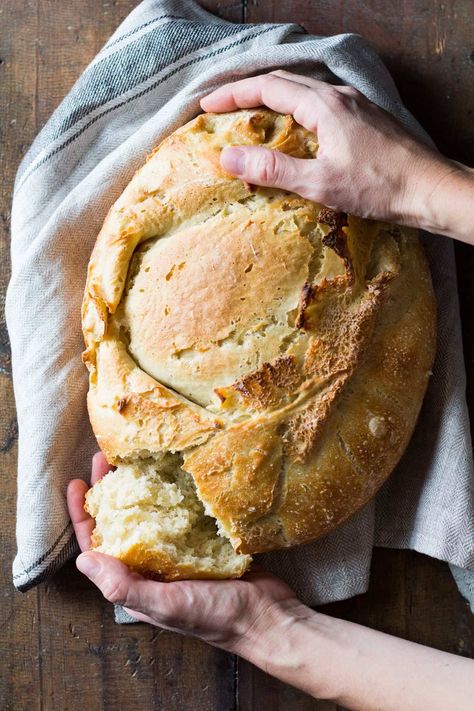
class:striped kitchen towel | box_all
[7,0,474,616]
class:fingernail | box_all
[221,147,245,175]
[77,553,101,579]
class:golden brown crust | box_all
[82,108,437,571]
[86,336,221,464]
[104,544,249,582]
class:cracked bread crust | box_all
[82,108,436,567]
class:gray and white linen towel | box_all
[8,0,474,618]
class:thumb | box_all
[76,551,149,612]
[220,145,321,198]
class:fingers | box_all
[201,74,321,132]
[91,451,112,485]
[268,69,313,85]
[67,452,112,552]
[220,145,323,201]
[269,69,330,92]
[67,479,95,552]
[76,552,155,612]
[200,71,359,134]
[76,552,184,624]
[271,70,362,98]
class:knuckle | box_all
[261,73,279,89]
[322,92,343,111]
[327,90,356,112]
[256,150,281,184]
[101,577,131,606]
[268,69,293,80]
[324,85,341,101]
[343,85,361,98]
[152,586,189,629]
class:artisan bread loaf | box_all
[82,108,436,581]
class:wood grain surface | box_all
[1,1,473,709]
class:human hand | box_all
[67,455,474,709]
[200,70,459,229]
[67,453,306,656]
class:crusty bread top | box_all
[82,108,436,555]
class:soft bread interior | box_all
[85,454,251,580]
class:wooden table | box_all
[1,2,473,708]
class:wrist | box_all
[407,157,474,242]
[401,150,451,227]
[233,601,342,701]
[425,163,474,242]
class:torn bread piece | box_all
[85,455,251,580]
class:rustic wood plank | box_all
[238,658,331,710]
[34,0,134,130]
[200,0,244,22]
[1,1,473,710]
[0,2,41,709]
[37,560,236,711]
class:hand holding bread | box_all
[68,453,298,648]
[68,453,474,711]
[203,70,472,241]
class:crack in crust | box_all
[318,208,352,277]
[216,355,300,410]
[295,282,314,330]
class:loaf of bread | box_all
[82,108,436,581]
